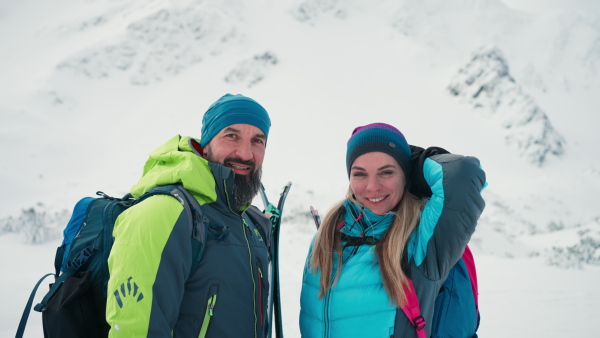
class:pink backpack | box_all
[400,245,480,338]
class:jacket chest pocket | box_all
[255,257,270,328]
[206,219,230,243]
[198,284,219,338]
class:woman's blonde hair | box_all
[309,186,423,307]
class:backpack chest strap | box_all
[340,233,379,247]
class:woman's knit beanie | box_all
[346,123,412,179]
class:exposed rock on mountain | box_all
[224,52,278,88]
[57,4,244,85]
[291,0,348,24]
[448,47,566,166]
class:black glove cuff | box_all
[408,146,450,198]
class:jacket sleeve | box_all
[408,153,486,280]
[106,195,192,337]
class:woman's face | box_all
[349,152,406,215]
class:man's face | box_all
[203,123,266,207]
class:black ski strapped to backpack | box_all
[16,184,208,338]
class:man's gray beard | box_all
[234,167,262,209]
[204,150,262,209]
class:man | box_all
[106,94,273,337]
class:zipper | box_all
[199,285,219,338]
[324,287,331,338]
[242,218,258,337]
[341,245,360,264]
[223,179,259,338]
[257,266,264,325]
[323,265,339,338]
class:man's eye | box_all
[225,134,237,139]
[352,172,366,177]
[254,138,265,145]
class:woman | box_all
[300,123,486,337]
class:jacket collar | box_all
[207,161,247,215]
[341,200,394,239]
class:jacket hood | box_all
[130,135,217,204]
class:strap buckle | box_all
[414,316,426,330]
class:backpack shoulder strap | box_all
[142,184,208,276]
[462,245,480,329]
[396,246,479,338]
[462,245,478,306]
[399,278,427,338]
[245,205,272,250]
[16,273,54,338]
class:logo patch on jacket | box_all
[113,277,145,308]
[253,228,264,241]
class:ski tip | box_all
[280,182,292,192]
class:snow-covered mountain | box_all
[1,0,599,336]
[448,46,566,166]
[56,1,250,85]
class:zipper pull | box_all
[208,295,216,316]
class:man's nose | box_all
[234,140,253,161]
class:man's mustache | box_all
[225,157,255,172]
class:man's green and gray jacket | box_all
[106,135,272,337]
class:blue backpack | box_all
[17,183,279,338]
[16,185,208,338]
[398,245,480,338]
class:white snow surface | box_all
[1,0,599,337]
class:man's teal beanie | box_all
[200,94,271,148]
